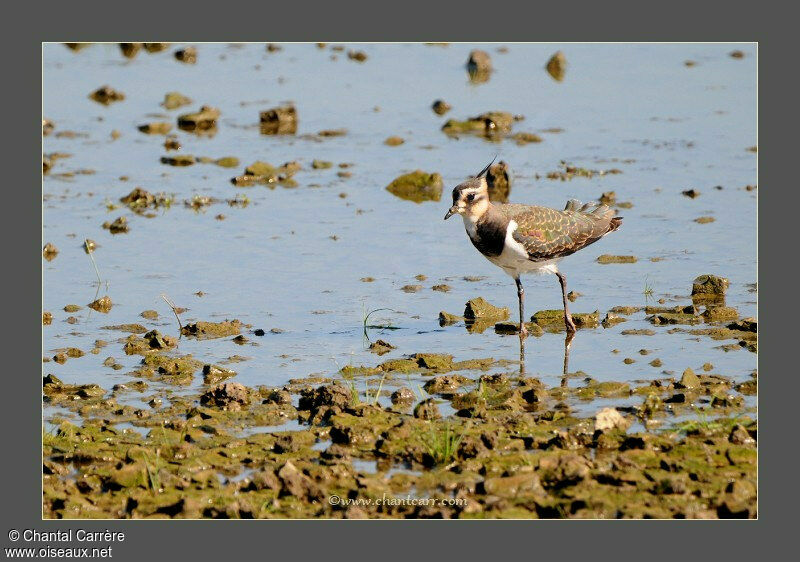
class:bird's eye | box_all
[467,193,475,202]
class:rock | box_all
[43,376,105,400]
[161,92,192,110]
[545,51,567,81]
[599,191,616,205]
[368,339,396,355]
[574,312,600,328]
[649,358,663,367]
[438,311,463,325]
[464,297,509,321]
[596,254,638,264]
[259,105,297,135]
[177,106,219,132]
[594,408,630,432]
[413,353,454,371]
[442,111,514,136]
[89,85,125,105]
[431,284,451,292]
[298,383,351,412]
[181,320,241,339]
[43,119,54,136]
[695,216,715,224]
[466,49,492,82]
[202,364,236,385]
[401,284,422,293]
[143,43,169,53]
[486,160,511,202]
[432,99,451,115]
[200,382,249,410]
[120,187,154,208]
[481,473,544,497]
[384,136,404,146]
[138,122,172,135]
[511,132,543,145]
[729,50,745,59]
[160,154,195,166]
[390,387,415,405]
[119,43,142,58]
[682,189,700,198]
[43,243,58,261]
[521,386,548,404]
[729,424,755,445]
[602,312,626,327]
[677,368,701,389]
[531,309,598,329]
[728,317,757,332]
[648,312,700,325]
[347,50,367,62]
[621,329,655,336]
[43,312,52,325]
[414,398,441,420]
[610,306,641,315]
[277,461,320,501]
[103,217,130,234]
[494,321,542,336]
[174,46,197,64]
[702,306,738,322]
[214,157,239,168]
[163,136,181,150]
[88,296,112,313]
[645,305,698,315]
[264,389,292,406]
[385,171,443,203]
[692,274,729,297]
[423,375,468,394]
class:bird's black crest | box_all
[476,156,497,178]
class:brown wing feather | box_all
[498,202,620,261]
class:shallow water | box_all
[43,43,757,427]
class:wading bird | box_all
[444,160,622,337]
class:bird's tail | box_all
[564,198,622,233]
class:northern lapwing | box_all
[444,159,622,337]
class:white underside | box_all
[464,217,562,279]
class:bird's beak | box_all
[444,206,458,220]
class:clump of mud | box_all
[466,49,492,83]
[486,160,512,203]
[546,51,567,81]
[89,85,125,105]
[432,99,452,115]
[181,320,242,339]
[43,243,58,261]
[177,106,219,132]
[597,255,638,264]
[174,46,197,64]
[162,92,192,110]
[385,171,443,203]
[260,105,297,135]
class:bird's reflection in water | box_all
[517,331,575,384]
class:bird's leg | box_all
[515,277,528,338]
[556,272,577,333]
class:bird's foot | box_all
[565,315,577,334]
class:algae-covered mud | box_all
[43,43,756,519]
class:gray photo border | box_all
[6,1,792,560]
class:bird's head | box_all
[444,158,495,221]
